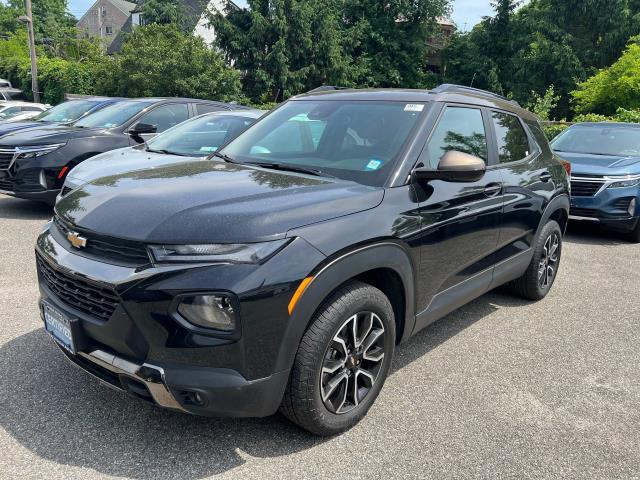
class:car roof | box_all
[0,101,46,107]
[569,122,640,129]
[0,87,23,94]
[129,97,251,109]
[292,85,538,121]
[201,109,266,119]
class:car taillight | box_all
[560,160,571,177]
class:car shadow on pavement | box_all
[564,220,633,246]
[0,291,526,479]
[0,195,52,221]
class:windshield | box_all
[146,114,257,156]
[75,101,153,129]
[32,100,102,123]
[552,125,640,157]
[221,100,425,186]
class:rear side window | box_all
[427,107,488,168]
[195,103,224,115]
[492,112,530,163]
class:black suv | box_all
[36,85,570,435]
[1,97,247,204]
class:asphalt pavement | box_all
[0,193,639,480]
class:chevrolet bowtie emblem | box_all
[67,231,88,249]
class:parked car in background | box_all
[58,109,265,200]
[0,79,12,88]
[552,122,640,242]
[0,88,27,102]
[0,97,119,137]
[0,101,49,121]
[0,97,249,204]
[39,85,569,435]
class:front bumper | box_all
[35,223,324,417]
[570,186,639,231]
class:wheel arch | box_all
[537,194,570,237]
[274,241,416,374]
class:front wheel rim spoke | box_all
[322,371,348,402]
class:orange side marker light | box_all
[288,276,314,315]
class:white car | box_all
[0,101,49,121]
[0,78,11,88]
[58,109,265,202]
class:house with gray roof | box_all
[77,0,137,50]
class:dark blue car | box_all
[552,122,640,242]
[0,97,118,138]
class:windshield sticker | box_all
[365,159,383,171]
[200,146,218,152]
[404,104,424,112]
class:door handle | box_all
[539,172,552,182]
[483,183,502,197]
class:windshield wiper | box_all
[145,147,191,157]
[209,151,237,163]
[250,162,334,178]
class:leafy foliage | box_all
[96,24,243,101]
[572,37,640,115]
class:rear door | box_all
[487,110,549,265]
[412,104,504,331]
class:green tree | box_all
[97,24,243,101]
[572,37,640,115]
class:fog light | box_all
[177,294,236,331]
[629,198,637,217]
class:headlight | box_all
[16,143,66,159]
[177,294,237,331]
[148,239,290,264]
[607,177,640,189]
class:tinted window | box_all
[147,114,257,156]
[33,100,102,123]
[551,125,640,157]
[222,100,424,187]
[195,103,224,115]
[3,90,26,101]
[137,103,189,133]
[427,107,488,168]
[492,112,530,163]
[75,101,154,129]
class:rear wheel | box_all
[280,281,395,436]
[510,220,563,300]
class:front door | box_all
[412,104,504,332]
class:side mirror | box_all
[413,150,486,183]
[129,122,157,136]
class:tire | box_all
[509,220,563,301]
[280,280,396,436]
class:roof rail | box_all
[305,85,350,94]
[432,84,520,106]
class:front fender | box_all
[273,241,416,374]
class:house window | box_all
[101,6,107,16]
[105,25,113,35]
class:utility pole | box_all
[18,0,40,103]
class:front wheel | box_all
[510,220,563,300]
[280,281,395,436]
[629,220,640,243]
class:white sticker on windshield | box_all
[404,104,424,112]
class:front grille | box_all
[54,216,151,266]
[0,149,14,169]
[570,207,598,218]
[571,179,605,197]
[36,252,119,321]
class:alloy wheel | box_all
[320,311,386,414]
[538,232,560,289]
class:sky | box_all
[66,0,495,30]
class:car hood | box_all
[555,151,640,175]
[56,161,384,244]
[0,120,46,137]
[0,124,106,146]
[66,147,203,186]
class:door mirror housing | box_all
[413,151,486,183]
[129,122,157,136]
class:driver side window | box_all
[427,107,488,168]
[137,103,189,133]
